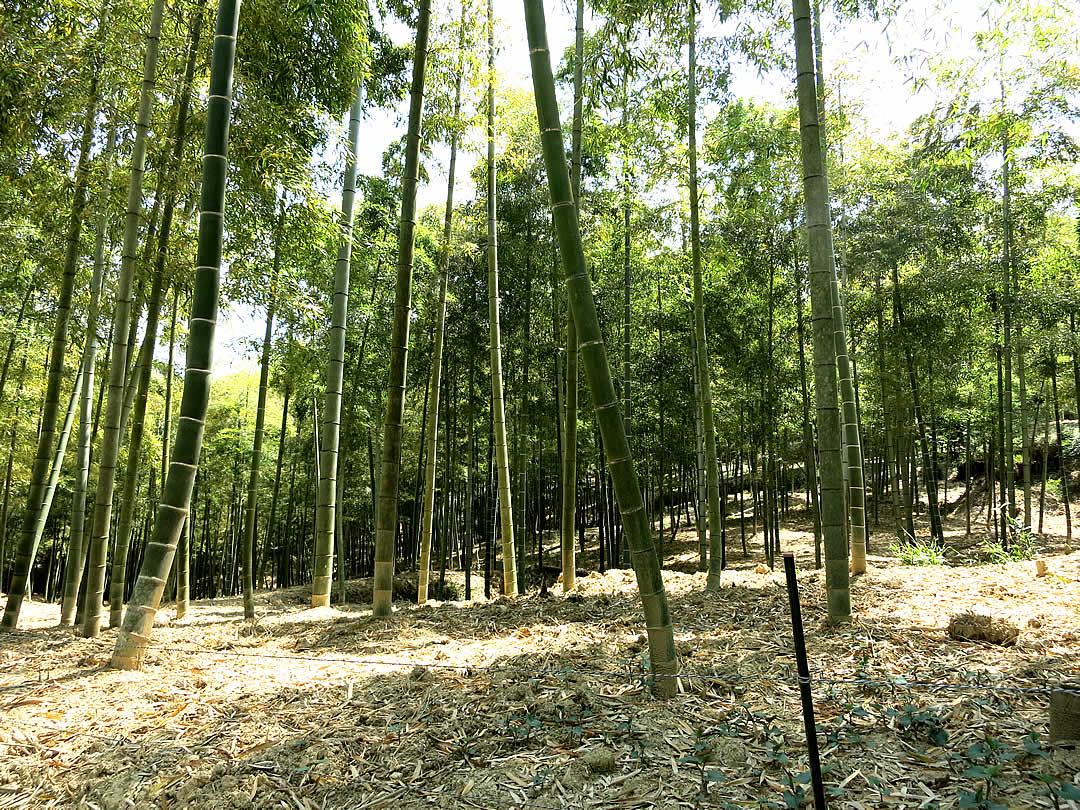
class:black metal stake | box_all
[783,551,827,809]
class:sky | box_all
[208,0,984,377]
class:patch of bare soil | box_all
[2,508,1079,809]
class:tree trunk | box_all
[259,385,290,586]
[795,245,822,568]
[27,365,84,598]
[692,328,707,564]
[0,352,28,592]
[312,86,364,608]
[110,0,241,668]
[891,266,944,546]
[108,12,204,617]
[1051,358,1072,545]
[791,0,850,622]
[1039,407,1049,536]
[176,473,195,618]
[60,120,116,626]
[657,263,666,564]
[109,257,168,626]
[487,0,517,597]
[687,6,724,590]
[810,1,866,574]
[465,346,476,599]
[240,203,285,619]
[1001,129,1016,519]
[0,280,35,409]
[2,6,108,627]
[372,0,431,616]
[418,6,466,603]
[560,0,584,594]
[995,345,1009,543]
[524,0,678,694]
[79,0,170,638]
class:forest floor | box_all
[2,491,1080,809]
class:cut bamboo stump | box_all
[1050,681,1080,743]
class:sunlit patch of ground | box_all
[1,496,1078,808]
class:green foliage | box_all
[882,703,950,746]
[983,513,1038,563]
[890,538,947,566]
[951,737,1018,810]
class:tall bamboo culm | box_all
[523,0,678,695]
[811,0,866,572]
[418,0,467,605]
[487,0,517,597]
[111,0,242,669]
[688,4,724,589]
[560,0,585,593]
[60,120,116,626]
[313,87,364,609]
[791,0,850,622]
[372,0,433,617]
[80,0,167,638]
[1,4,108,629]
[242,203,285,619]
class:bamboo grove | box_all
[0,0,1077,685]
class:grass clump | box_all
[890,538,946,566]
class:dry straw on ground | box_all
[2,507,1079,809]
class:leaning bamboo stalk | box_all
[523,0,677,695]
[111,0,242,669]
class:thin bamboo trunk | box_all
[560,0,584,593]
[109,260,167,626]
[995,346,1009,542]
[0,281,35,409]
[1051,359,1072,545]
[1039,407,1049,535]
[687,6,724,589]
[465,348,476,599]
[372,0,432,616]
[795,246,822,568]
[176,473,194,618]
[241,204,284,619]
[811,1,866,574]
[692,328,707,564]
[1001,126,1016,518]
[313,86,364,608]
[657,264,666,564]
[0,353,27,590]
[892,265,944,545]
[516,240,534,591]
[80,0,168,638]
[418,6,466,603]
[258,385,289,586]
[60,120,116,626]
[25,366,84,596]
[2,7,107,627]
[487,0,517,597]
